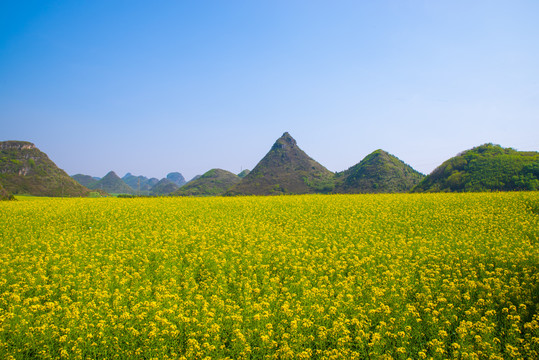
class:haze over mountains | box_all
[1,134,538,199]
[70,171,188,195]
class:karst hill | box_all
[412,143,539,192]
[0,141,90,197]
[226,132,335,195]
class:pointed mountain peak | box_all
[92,171,134,194]
[272,132,297,150]
[226,132,334,195]
[104,171,120,179]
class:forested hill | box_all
[172,169,241,196]
[0,141,90,197]
[335,149,424,193]
[226,132,335,195]
[412,144,539,192]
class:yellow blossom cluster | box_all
[0,192,537,359]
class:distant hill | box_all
[412,143,539,192]
[0,183,14,200]
[166,172,186,186]
[238,169,250,178]
[187,175,202,183]
[172,169,241,196]
[150,178,180,195]
[92,171,135,194]
[122,173,159,192]
[335,149,424,193]
[0,141,90,197]
[72,174,99,188]
[227,132,335,195]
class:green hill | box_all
[227,132,335,195]
[412,143,539,192]
[0,141,90,197]
[335,149,424,193]
[166,172,186,186]
[72,174,99,188]
[150,178,180,195]
[172,169,241,196]
[91,171,135,194]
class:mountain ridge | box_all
[5,137,536,197]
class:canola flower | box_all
[0,192,538,359]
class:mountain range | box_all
[70,171,188,195]
[1,135,538,198]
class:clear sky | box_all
[1,1,538,181]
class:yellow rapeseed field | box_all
[0,193,538,359]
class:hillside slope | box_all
[72,174,99,188]
[91,171,135,194]
[0,141,90,196]
[172,169,241,196]
[150,178,180,195]
[227,132,335,195]
[412,143,539,192]
[166,172,187,186]
[335,149,424,193]
[122,173,159,192]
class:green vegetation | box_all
[5,138,537,199]
[0,183,14,200]
[150,178,180,195]
[227,132,335,195]
[238,169,250,178]
[227,134,427,196]
[335,149,424,193]
[0,141,90,197]
[71,174,99,188]
[90,171,135,194]
[172,168,241,196]
[413,143,539,192]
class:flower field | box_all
[0,193,538,359]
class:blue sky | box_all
[1,1,538,180]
